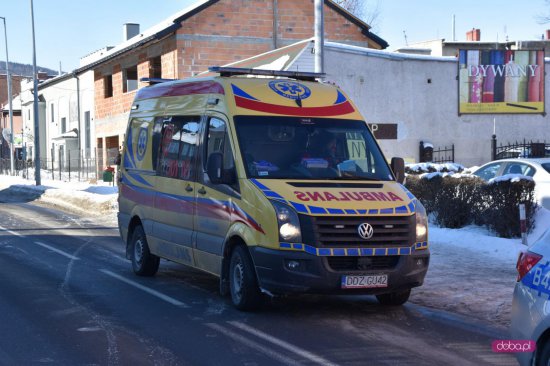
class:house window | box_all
[104,75,113,98]
[50,103,55,122]
[149,56,162,79]
[61,117,66,133]
[123,65,138,93]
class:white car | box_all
[511,228,550,365]
[472,158,550,210]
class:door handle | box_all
[198,186,207,195]
[185,185,193,192]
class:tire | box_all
[537,339,550,366]
[376,289,411,306]
[229,245,263,311]
[130,225,160,276]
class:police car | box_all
[512,227,550,365]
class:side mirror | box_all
[206,152,224,184]
[391,157,405,184]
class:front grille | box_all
[327,256,399,271]
[311,215,413,247]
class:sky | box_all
[1,0,550,73]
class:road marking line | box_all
[206,323,301,366]
[0,224,80,260]
[229,321,339,366]
[34,241,80,261]
[99,269,189,308]
[0,224,23,237]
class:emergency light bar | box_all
[140,77,177,85]
[208,66,324,82]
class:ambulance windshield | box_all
[234,116,394,181]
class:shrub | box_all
[404,174,441,213]
[405,173,537,238]
[480,179,537,238]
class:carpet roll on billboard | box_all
[458,49,545,114]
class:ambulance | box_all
[117,67,429,310]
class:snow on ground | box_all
[1,172,549,329]
[0,174,118,221]
[411,207,550,329]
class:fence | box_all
[492,138,550,160]
[0,148,99,182]
[419,141,455,163]
[432,144,455,163]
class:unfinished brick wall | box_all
[175,0,374,78]
[94,0,378,119]
[95,37,177,120]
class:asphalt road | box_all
[0,196,517,366]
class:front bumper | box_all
[249,246,429,295]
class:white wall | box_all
[323,44,550,167]
[19,70,95,168]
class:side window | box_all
[125,117,154,171]
[504,163,531,176]
[205,117,236,187]
[522,164,536,177]
[157,116,200,180]
[474,162,502,180]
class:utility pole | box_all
[30,0,40,185]
[314,0,324,74]
[0,16,14,175]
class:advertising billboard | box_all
[458,49,545,114]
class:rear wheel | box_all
[229,245,262,311]
[376,289,411,306]
[130,225,159,276]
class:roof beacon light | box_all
[208,66,324,82]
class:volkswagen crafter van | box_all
[117,67,429,310]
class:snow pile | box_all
[419,171,476,180]
[406,162,465,173]
[0,174,118,217]
[488,173,535,184]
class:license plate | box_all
[341,275,388,289]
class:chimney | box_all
[546,30,550,40]
[37,72,48,81]
[123,23,140,41]
[466,28,481,41]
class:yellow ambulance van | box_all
[117,67,429,310]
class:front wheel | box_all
[229,246,263,311]
[376,289,411,306]
[130,225,160,276]
[536,339,550,365]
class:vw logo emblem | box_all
[358,223,374,239]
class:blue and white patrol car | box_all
[512,227,550,365]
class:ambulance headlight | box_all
[271,201,302,243]
[415,201,428,242]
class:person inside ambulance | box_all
[302,130,341,169]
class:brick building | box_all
[0,74,24,106]
[82,0,387,168]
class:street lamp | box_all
[30,0,40,186]
[0,16,14,175]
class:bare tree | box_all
[333,0,381,31]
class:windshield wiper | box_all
[326,176,381,181]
